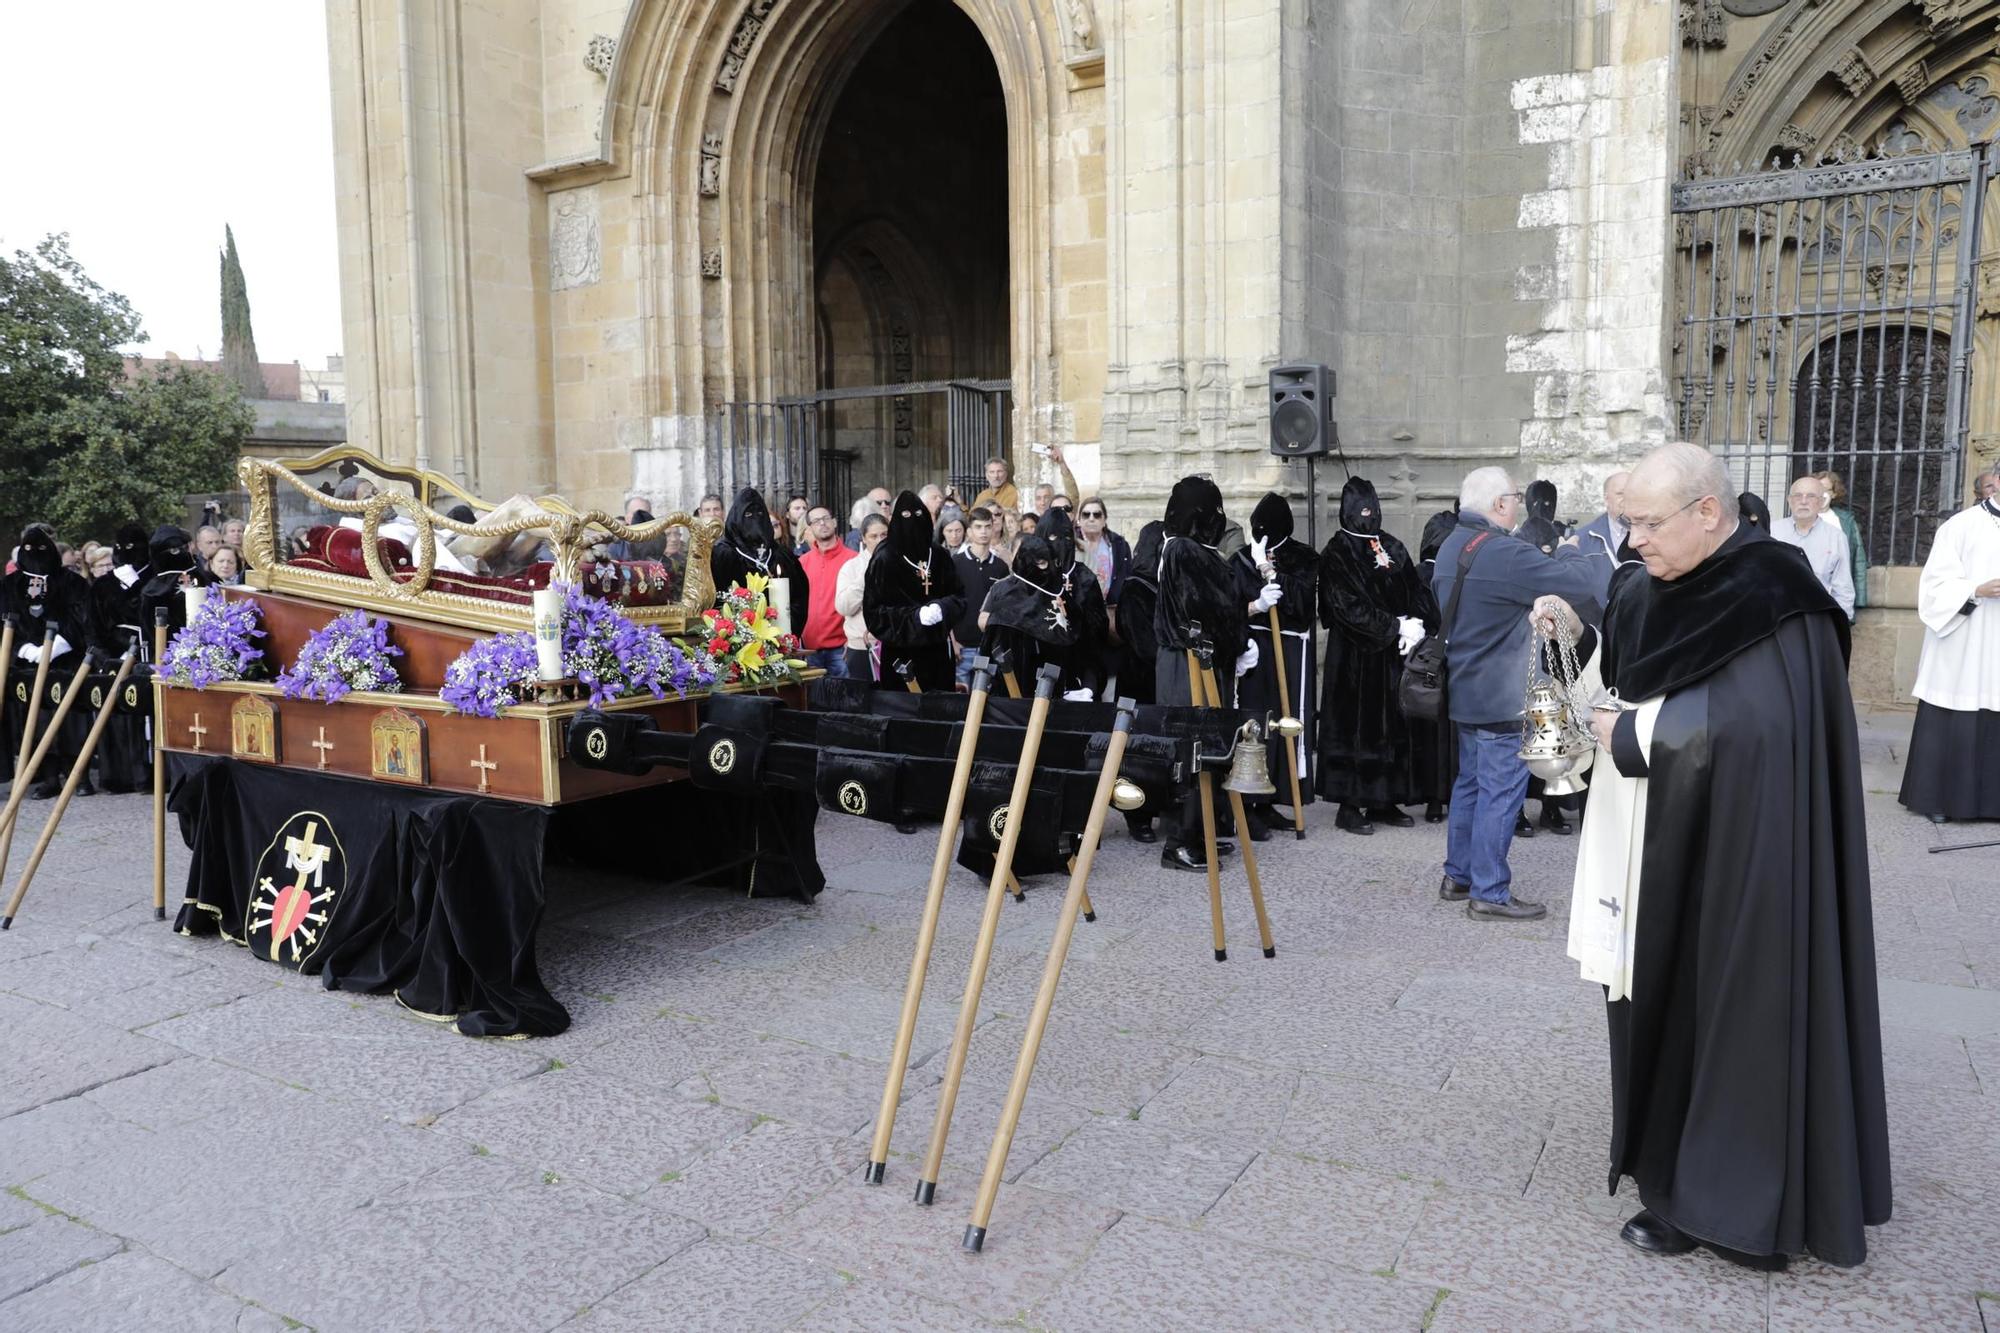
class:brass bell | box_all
[1222,720,1276,796]
[1111,777,1147,811]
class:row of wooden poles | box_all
[866,649,1279,1252]
[0,612,168,931]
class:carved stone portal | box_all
[701,247,723,280]
[1833,49,1874,99]
[549,189,601,292]
[699,132,723,197]
[716,0,778,94]
[584,33,616,76]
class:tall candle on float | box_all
[765,577,792,636]
[183,581,209,626]
[532,587,564,680]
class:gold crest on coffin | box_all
[837,780,868,816]
[370,708,428,785]
[987,804,1010,842]
[708,738,737,775]
[230,695,280,764]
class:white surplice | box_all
[1568,646,1665,1001]
[1913,502,2000,713]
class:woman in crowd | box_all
[835,512,887,682]
[937,509,967,554]
[205,546,245,586]
[1814,470,1868,610]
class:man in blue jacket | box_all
[1432,467,1605,919]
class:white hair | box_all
[918,484,944,503]
[847,497,875,530]
[1638,441,1736,513]
[1458,466,1514,515]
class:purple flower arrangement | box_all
[160,593,267,689]
[276,608,404,703]
[438,585,721,717]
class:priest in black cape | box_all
[1314,478,1432,835]
[1409,506,1458,822]
[88,523,156,793]
[1034,507,1110,700]
[1230,493,1317,834]
[863,490,965,692]
[1541,441,1888,1270]
[708,487,809,637]
[1153,476,1254,870]
[3,524,96,798]
[978,534,1078,693]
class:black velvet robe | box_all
[979,537,1077,697]
[1409,508,1458,806]
[864,491,966,692]
[1587,525,1888,1266]
[1231,512,1318,809]
[1313,482,1431,807]
[2,534,96,791]
[1117,521,1164,705]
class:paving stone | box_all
[1199,1151,1433,1272]
[633,902,813,957]
[0,1215,122,1303]
[80,1056,298,1131]
[0,936,206,1009]
[1015,1118,1256,1222]
[763,1175,1116,1322]
[857,1072,1096,1186]
[791,1279,1007,1332]
[213,1154,708,1333]
[434,1066,756,1196]
[687,914,874,972]
[0,1249,285,1333]
[1880,978,2000,1037]
[0,1096,152,1188]
[743,977,965,1065]
[947,1014,1198,1116]
[1766,1272,1986,1332]
[67,964,279,1032]
[0,993,175,1119]
[0,1192,44,1234]
[1521,1132,1642,1221]
[1391,968,1602,1030]
[553,882,741,938]
[1880,1025,1983,1095]
[564,1238,845,1332]
[570,1011,766,1092]
[686,1035,926,1134]
[647,1119,860,1238]
[1136,1053,1297,1141]
[1180,994,1462,1092]
[1280,1072,1550,1195]
[1874,936,1980,988]
[1029,1214,1437,1331]
[1397,1192,1769,1329]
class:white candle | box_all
[183,583,209,625]
[531,587,564,680]
[765,576,792,636]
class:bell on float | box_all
[1223,719,1277,795]
[1111,777,1148,811]
[1519,682,1591,783]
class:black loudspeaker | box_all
[1269,364,1337,458]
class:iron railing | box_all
[1670,147,1986,566]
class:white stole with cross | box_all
[1567,689,1664,1002]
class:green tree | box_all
[0,234,251,543]
[219,224,267,400]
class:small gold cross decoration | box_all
[469,744,499,794]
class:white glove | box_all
[1396,617,1424,658]
[1063,687,1096,702]
[18,643,40,664]
[1248,536,1269,569]
[918,603,944,627]
[1234,641,1260,678]
[50,634,72,660]
[1250,581,1284,614]
[113,564,139,588]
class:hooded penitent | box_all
[709,486,808,632]
[138,525,200,640]
[1156,477,1244,663]
[92,523,155,656]
[1314,477,1431,808]
[4,524,93,670]
[1738,491,1772,535]
[1419,506,1460,566]
[980,534,1074,681]
[1026,507,1109,694]
[1518,479,1561,555]
[1229,491,1321,807]
[863,489,966,690]
[1118,519,1167,702]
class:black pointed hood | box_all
[984,535,1074,647]
[1419,505,1459,564]
[1738,491,1772,533]
[1250,492,1294,544]
[112,524,151,574]
[722,487,774,560]
[1526,480,1558,525]
[15,524,60,577]
[1164,476,1225,544]
[1340,477,1382,536]
[1037,506,1077,571]
[885,489,934,560]
[1010,534,1062,593]
[1130,520,1166,584]
[150,525,197,575]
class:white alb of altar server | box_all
[1560,651,1660,1002]
[1899,496,2000,822]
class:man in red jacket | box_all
[796,504,857,676]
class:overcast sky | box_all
[0,2,341,368]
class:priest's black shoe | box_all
[1424,803,1446,824]
[1619,1210,1697,1257]
[1465,896,1546,921]
[1538,806,1572,836]
[1513,810,1535,838]
[1334,805,1375,836]
[1438,875,1470,902]
[1161,846,1207,872]
[1369,807,1415,829]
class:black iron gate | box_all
[1671,147,1987,565]
[709,379,1012,523]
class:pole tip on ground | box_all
[1263,946,1277,959]
[156,906,166,920]
[1082,911,1096,923]
[1294,829,1306,840]
[0,917,10,931]
[962,1225,987,1253]
[914,1180,937,1206]
[863,1161,886,1185]
[1213,948,1227,962]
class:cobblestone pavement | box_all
[0,712,1995,1331]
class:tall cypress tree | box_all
[219,225,267,399]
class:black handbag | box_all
[1399,531,1493,722]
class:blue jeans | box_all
[1444,723,1532,904]
[955,645,979,687]
[806,647,847,678]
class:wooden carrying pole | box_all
[1187,649,1228,962]
[152,610,169,918]
[962,701,1135,1252]
[0,649,98,841]
[0,634,74,882]
[1268,608,1307,839]
[914,663,1061,1205]
[0,615,16,739]
[865,657,996,1185]
[1200,665,1278,959]
[3,649,135,929]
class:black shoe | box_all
[1369,807,1416,829]
[894,822,919,835]
[1245,817,1271,843]
[1539,808,1572,836]
[1514,811,1536,839]
[28,781,61,802]
[1619,1209,1697,1257]
[1161,846,1208,873]
[1465,897,1547,921]
[1214,840,1236,857]
[1424,803,1446,824]
[1334,806,1375,836]
[1126,818,1158,844]
[1438,875,1470,902]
